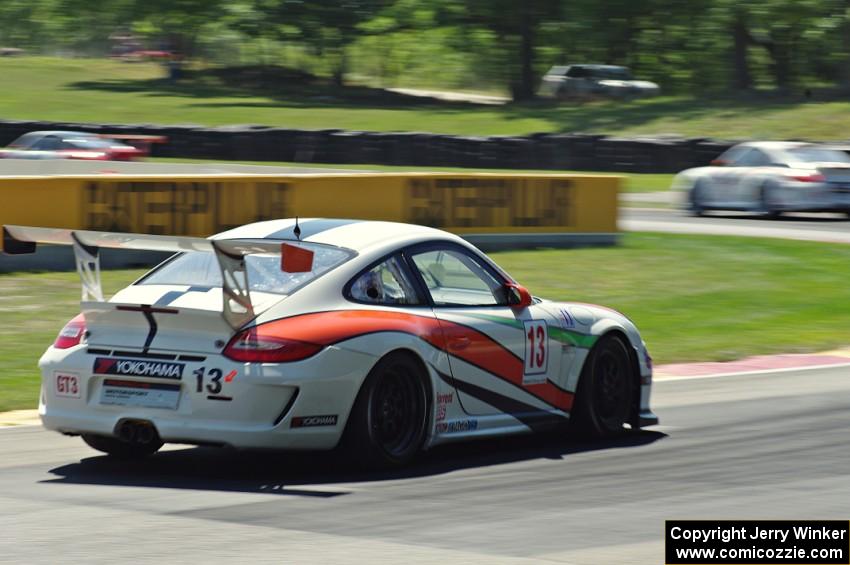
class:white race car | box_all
[672,141,850,217]
[4,219,657,467]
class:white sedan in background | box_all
[3,219,656,468]
[672,141,850,217]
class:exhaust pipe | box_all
[134,423,155,445]
[116,420,158,445]
[117,420,136,443]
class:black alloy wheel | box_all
[345,352,429,468]
[573,335,635,438]
[690,181,706,216]
[760,182,782,219]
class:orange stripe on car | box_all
[259,310,573,412]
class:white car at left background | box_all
[672,141,850,217]
[3,219,657,467]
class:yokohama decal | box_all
[258,310,574,412]
[94,357,185,379]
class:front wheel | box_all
[572,335,635,438]
[343,352,429,468]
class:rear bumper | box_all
[38,343,375,450]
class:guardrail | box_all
[0,119,734,173]
[0,172,620,270]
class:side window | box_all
[735,148,770,167]
[349,255,422,305]
[719,146,750,166]
[32,136,60,151]
[410,249,505,307]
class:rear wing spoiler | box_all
[2,225,283,328]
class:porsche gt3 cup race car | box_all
[0,131,147,161]
[3,219,657,467]
[672,141,850,217]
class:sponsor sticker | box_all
[291,415,338,428]
[100,379,180,409]
[559,309,575,329]
[436,391,453,422]
[54,371,81,398]
[94,357,184,380]
[436,418,478,434]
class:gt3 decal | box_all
[93,357,184,379]
[54,372,80,398]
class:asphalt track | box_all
[621,207,850,243]
[1,365,848,564]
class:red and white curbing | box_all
[654,346,850,381]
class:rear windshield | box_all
[786,146,850,164]
[138,242,353,295]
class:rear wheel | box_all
[760,183,782,219]
[689,182,706,216]
[572,335,635,438]
[344,352,429,468]
[81,433,162,459]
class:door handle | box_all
[449,336,471,351]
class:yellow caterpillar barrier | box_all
[0,173,619,251]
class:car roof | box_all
[212,218,467,254]
[25,131,99,138]
[733,141,813,151]
[570,64,628,70]
[546,64,628,73]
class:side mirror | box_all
[710,159,727,166]
[505,283,533,308]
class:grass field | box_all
[3,57,850,139]
[2,232,849,412]
[156,158,674,192]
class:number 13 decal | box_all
[523,320,548,384]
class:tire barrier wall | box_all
[0,173,619,269]
[0,119,734,173]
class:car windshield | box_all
[8,133,41,148]
[786,146,850,164]
[138,241,354,295]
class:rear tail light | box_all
[223,322,323,362]
[790,173,825,183]
[54,314,86,349]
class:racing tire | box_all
[81,433,163,459]
[760,183,782,219]
[572,335,635,439]
[689,182,706,217]
[344,352,429,468]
